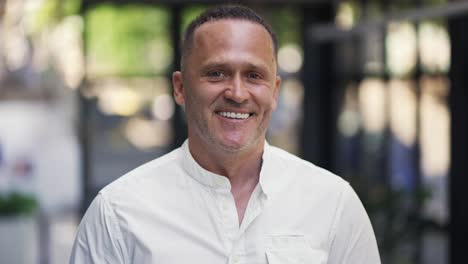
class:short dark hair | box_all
[181,5,278,70]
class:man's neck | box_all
[188,137,264,224]
[187,137,264,188]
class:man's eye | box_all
[207,71,225,78]
[247,72,261,80]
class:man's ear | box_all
[272,75,281,110]
[172,71,185,106]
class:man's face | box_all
[173,19,281,153]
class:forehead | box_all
[192,19,275,55]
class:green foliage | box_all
[34,0,82,32]
[62,0,82,16]
[262,7,301,48]
[86,4,172,77]
[0,193,38,217]
[181,6,302,49]
[181,5,209,36]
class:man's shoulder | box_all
[100,146,184,197]
[267,145,349,189]
[266,145,353,219]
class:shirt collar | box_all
[181,139,277,196]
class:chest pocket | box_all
[265,235,326,264]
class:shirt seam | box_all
[99,192,128,263]
[327,182,348,254]
[268,146,323,176]
[115,148,181,186]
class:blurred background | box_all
[0,0,467,263]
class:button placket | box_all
[239,187,265,235]
[229,239,245,264]
[230,254,240,264]
[214,190,239,243]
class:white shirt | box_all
[70,141,381,264]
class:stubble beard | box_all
[187,95,268,155]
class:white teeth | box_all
[218,112,250,119]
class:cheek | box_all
[252,88,278,110]
[183,91,201,116]
[185,86,215,111]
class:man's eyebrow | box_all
[200,60,271,73]
[200,62,229,70]
[244,62,268,71]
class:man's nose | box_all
[224,74,249,103]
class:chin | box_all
[216,136,259,153]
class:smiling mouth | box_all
[216,111,253,120]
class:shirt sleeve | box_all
[69,193,127,264]
[327,183,381,264]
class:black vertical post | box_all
[170,4,187,150]
[448,12,468,264]
[300,3,335,170]
[412,2,423,264]
[79,0,93,216]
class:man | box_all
[70,5,381,264]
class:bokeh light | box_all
[97,85,143,116]
[278,43,303,73]
[389,79,417,147]
[386,22,417,77]
[123,117,172,150]
[419,22,451,73]
[335,1,355,29]
[358,78,387,133]
[152,94,175,121]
